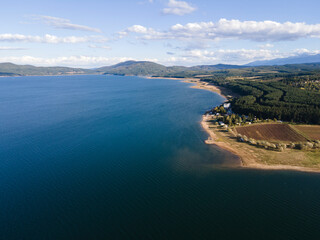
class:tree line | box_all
[202,78,320,124]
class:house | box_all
[218,121,225,126]
[223,103,231,109]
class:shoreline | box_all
[6,74,318,173]
[149,76,320,173]
[146,76,229,98]
[201,115,320,173]
[173,77,320,173]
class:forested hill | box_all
[2,60,320,77]
[201,66,320,124]
[96,61,170,76]
[0,61,244,77]
[95,61,320,78]
[0,63,93,76]
[95,61,245,76]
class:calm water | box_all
[0,75,320,239]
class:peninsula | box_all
[189,77,320,172]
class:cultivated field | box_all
[293,125,320,140]
[235,123,307,142]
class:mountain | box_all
[0,62,93,76]
[6,60,320,77]
[189,64,245,71]
[247,54,320,66]
[95,61,244,76]
[96,61,169,76]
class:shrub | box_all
[289,142,295,149]
[296,143,307,150]
[249,139,257,145]
[305,142,314,149]
[270,143,277,149]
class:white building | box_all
[223,103,231,109]
[218,121,225,126]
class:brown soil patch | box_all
[235,123,307,142]
[294,125,320,140]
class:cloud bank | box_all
[2,49,320,68]
[167,48,320,65]
[0,56,159,68]
[0,34,108,44]
[122,18,320,42]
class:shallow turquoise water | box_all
[0,75,320,239]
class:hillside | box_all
[0,62,93,76]
[2,60,320,78]
[95,61,169,76]
[189,64,246,71]
[201,63,320,124]
[95,61,244,76]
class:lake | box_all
[1,75,320,239]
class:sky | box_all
[0,0,320,67]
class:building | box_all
[223,103,231,109]
[218,121,225,126]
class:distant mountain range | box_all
[95,61,245,76]
[1,55,320,77]
[0,61,246,77]
[0,62,93,76]
[247,54,320,66]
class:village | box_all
[204,101,278,129]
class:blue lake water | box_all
[1,75,320,239]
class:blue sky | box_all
[0,0,320,67]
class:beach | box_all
[147,76,320,173]
[186,78,320,173]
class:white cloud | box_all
[162,0,196,16]
[32,15,102,33]
[0,34,108,44]
[259,43,274,49]
[0,56,160,68]
[293,48,320,55]
[122,18,320,42]
[183,49,284,63]
[128,25,149,34]
[1,49,320,68]
[0,46,27,50]
[0,56,126,68]
[164,48,320,65]
[88,44,111,50]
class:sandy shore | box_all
[185,78,320,173]
[201,115,320,173]
[147,76,230,98]
[148,76,320,173]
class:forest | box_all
[202,75,320,124]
